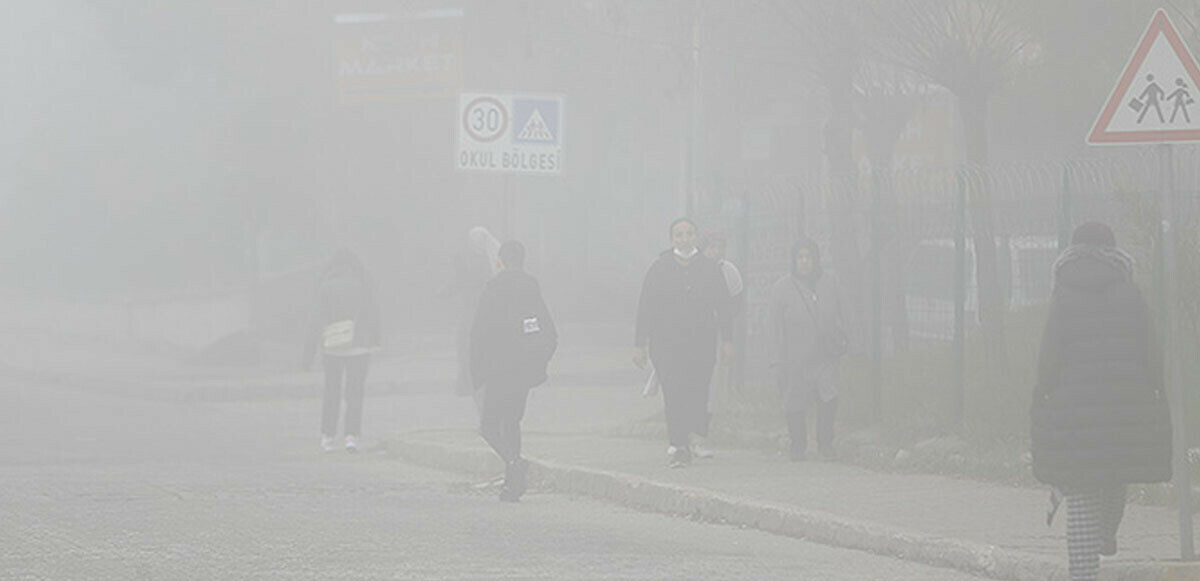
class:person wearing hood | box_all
[1031,222,1170,581]
[767,238,847,462]
[470,240,557,502]
[634,218,734,468]
[302,248,381,453]
[441,227,500,396]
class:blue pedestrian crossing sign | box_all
[513,98,560,144]
[457,92,565,175]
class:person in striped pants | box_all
[1031,222,1171,581]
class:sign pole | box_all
[1086,8,1200,563]
[503,175,515,240]
[1161,143,1195,560]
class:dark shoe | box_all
[668,445,692,468]
[498,486,521,502]
[505,459,528,498]
[498,460,523,502]
[1100,536,1117,557]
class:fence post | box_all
[871,171,883,424]
[953,169,967,430]
[1058,164,1071,253]
[1159,144,1195,560]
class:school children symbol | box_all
[1088,9,1200,144]
[1128,74,1192,124]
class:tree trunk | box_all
[959,95,1008,373]
[824,69,865,352]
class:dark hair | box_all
[499,240,526,269]
[791,237,823,284]
[669,217,697,239]
[1071,221,1117,248]
[325,247,366,278]
[699,228,726,249]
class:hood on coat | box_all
[1052,244,1133,293]
[791,238,823,286]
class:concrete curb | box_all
[388,436,1174,581]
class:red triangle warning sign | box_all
[1088,9,1200,145]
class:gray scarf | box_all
[1051,244,1134,292]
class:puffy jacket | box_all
[1030,247,1170,489]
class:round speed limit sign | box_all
[462,96,508,143]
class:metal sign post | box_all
[1161,143,1195,560]
[1088,9,1200,560]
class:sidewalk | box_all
[2,327,1196,580]
[388,429,1199,581]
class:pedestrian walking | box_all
[441,227,500,396]
[767,238,847,462]
[633,218,733,468]
[302,249,381,453]
[470,240,557,502]
[694,229,745,458]
[1031,222,1171,581]
[1168,77,1193,124]
[701,229,745,302]
[1135,74,1166,124]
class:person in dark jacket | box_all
[302,249,381,453]
[470,240,557,502]
[634,218,733,468]
[1031,222,1170,581]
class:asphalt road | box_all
[0,381,986,580]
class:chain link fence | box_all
[697,145,1200,437]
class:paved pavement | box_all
[0,370,988,580]
[1,327,1196,580]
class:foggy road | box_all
[0,382,987,580]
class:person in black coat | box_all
[633,218,733,468]
[1031,222,1170,581]
[470,240,557,502]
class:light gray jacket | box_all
[767,272,845,412]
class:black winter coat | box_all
[470,269,557,390]
[634,250,732,371]
[1030,249,1171,489]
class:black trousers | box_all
[655,360,714,448]
[479,383,530,463]
[786,397,838,455]
[321,354,370,437]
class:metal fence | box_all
[698,145,1200,432]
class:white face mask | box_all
[674,247,699,260]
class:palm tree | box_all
[874,0,1039,373]
[766,0,870,348]
[856,61,930,354]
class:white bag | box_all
[322,320,355,350]
[642,367,660,398]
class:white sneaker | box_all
[666,445,678,457]
[344,435,358,453]
[692,444,715,459]
[321,435,337,453]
